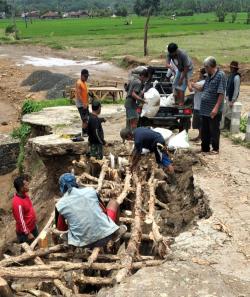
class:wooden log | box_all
[0,244,64,267]
[0,277,14,297]
[115,174,143,283]
[53,279,73,297]
[147,170,171,258]
[49,252,155,261]
[30,211,55,250]
[119,217,134,224]
[96,160,109,193]
[22,242,73,297]
[73,273,113,286]
[123,232,151,241]
[87,247,101,266]
[116,169,132,205]
[0,268,62,279]
[21,289,52,297]
[155,199,169,210]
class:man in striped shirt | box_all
[12,175,38,244]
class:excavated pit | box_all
[1,144,212,297]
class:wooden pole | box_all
[87,247,101,266]
[96,160,109,193]
[116,168,132,205]
[0,244,64,267]
[0,277,14,297]
[115,174,143,283]
[0,268,62,279]
[30,211,55,250]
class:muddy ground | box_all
[0,44,250,295]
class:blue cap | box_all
[59,173,78,194]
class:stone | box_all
[0,133,20,175]
[97,260,250,297]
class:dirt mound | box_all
[46,77,75,99]
[21,70,74,95]
[122,55,147,68]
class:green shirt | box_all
[125,78,142,109]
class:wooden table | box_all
[88,86,124,102]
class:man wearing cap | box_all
[55,173,127,248]
[87,100,106,160]
[224,61,241,129]
[120,127,175,179]
[166,43,193,105]
[75,69,89,137]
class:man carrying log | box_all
[12,175,38,244]
[120,127,175,180]
[55,173,127,248]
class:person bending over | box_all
[55,173,126,249]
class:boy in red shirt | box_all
[12,176,38,244]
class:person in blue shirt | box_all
[120,127,175,177]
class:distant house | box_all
[41,11,61,19]
[67,10,89,18]
[27,11,40,18]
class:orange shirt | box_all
[76,79,88,106]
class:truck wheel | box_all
[179,118,191,132]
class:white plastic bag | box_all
[160,93,175,107]
[168,130,190,150]
[141,88,160,118]
[152,127,173,142]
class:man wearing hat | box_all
[224,61,241,129]
[55,173,127,248]
[166,43,193,105]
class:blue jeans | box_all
[16,225,39,244]
[173,69,193,92]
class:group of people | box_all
[11,42,241,249]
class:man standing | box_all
[120,127,175,179]
[166,43,193,105]
[55,173,126,248]
[87,100,106,160]
[224,61,241,129]
[12,176,38,244]
[125,69,148,131]
[193,57,226,154]
[75,69,89,137]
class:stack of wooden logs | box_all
[0,158,173,297]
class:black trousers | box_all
[201,113,222,152]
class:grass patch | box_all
[22,98,73,115]
[0,13,250,63]
[222,131,250,149]
[240,116,247,133]
[11,124,32,174]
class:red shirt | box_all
[12,193,36,234]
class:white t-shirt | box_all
[194,80,205,111]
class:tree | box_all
[115,5,128,17]
[215,0,227,22]
[247,7,250,24]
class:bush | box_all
[175,10,194,16]
[5,24,16,34]
[231,12,237,23]
[22,98,73,115]
[240,116,247,133]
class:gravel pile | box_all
[22,70,75,96]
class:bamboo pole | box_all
[115,174,143,283]
[30,211,55,250]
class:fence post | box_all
[230,102,242,134]
[245,112,250,142]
